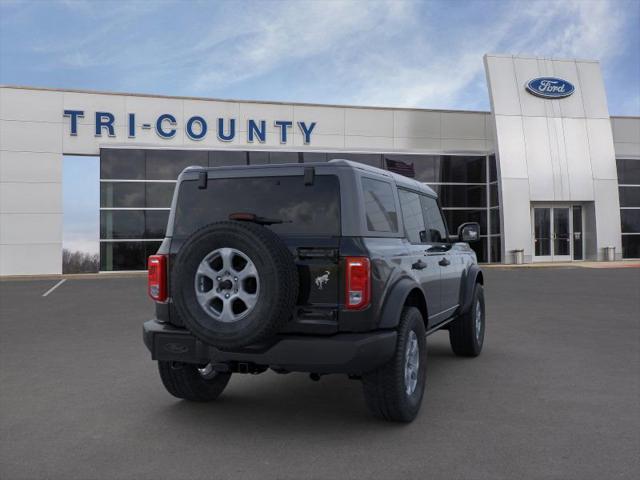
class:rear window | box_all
[173,175,340,237]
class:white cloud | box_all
[12,0,636,111]
[334,0,629,108]
[187,1,414,92]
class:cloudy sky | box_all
[1,0,639,113]
[1,0,639,253]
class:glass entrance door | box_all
[552,207,571,261]
[534,207,552,260]
[532,205,583,262]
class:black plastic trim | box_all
[143,319,397,374]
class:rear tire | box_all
[362,307,427,422]
[158,361,231,402]
[449,283,485,357]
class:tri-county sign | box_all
[525,77,575,99]
[63,110,317,144]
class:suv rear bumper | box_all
[143,319,397,374]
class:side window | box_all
[361,177,398,233]
[398,189,426,243]
[420,195,448,243]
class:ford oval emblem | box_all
[526,77,575,99]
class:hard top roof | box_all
[182,158,437,197]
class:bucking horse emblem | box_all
[315,271,330,290]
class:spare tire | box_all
[172,221,299,349]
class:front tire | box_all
[449,283,485,357]
[158,361,231,402]
[362,307,427,422]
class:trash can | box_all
[513,249,524,265]
[604,246,616,262]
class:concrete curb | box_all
[0,271,147,282]
[483,261,640,269]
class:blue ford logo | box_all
[526,77,575,99]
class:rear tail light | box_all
[345,257,370,310]
[148,255,168,302]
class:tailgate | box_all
[281,237,340,334]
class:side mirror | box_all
[457,222,481,243]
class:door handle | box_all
[412,260,427,270]
[438,257,450,267]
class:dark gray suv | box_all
[143,159,485,422]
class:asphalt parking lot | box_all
[1,267,639,480]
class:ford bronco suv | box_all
[143,159,485,422]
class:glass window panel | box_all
[100,241,147,271]
[302,152,327,163]
[209,150,247,167]
[420,196,448,242]
[490,209,501,234]
[427,184,486,208]
[490,183,499,206]
[619,186,640,207]
[100,149,145,180]
[438,155,486,183]
[441,209,487,236]
[100,182,144,208]
[621,209,640,233]
[268,151,300,164]
[398,189,426,244]
[174,175,341,237]
[248,151,269,165]
[621,235,640,258]
[146,241,163,259]
[572,206,583,261]
[100,210,145,239]
[145,182,175,208]
[384,155,418,178]
[145,210,170,239]
[146,150,208,180]
[361,177,398,233]
[489,155,497,182]
[384,154,439,182]
[329,153,382,168]
[617,159,640,185]
[490,236,501,263]
[469,237,487,263]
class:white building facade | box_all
[1,54,639,275]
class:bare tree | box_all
[62,249,99,274]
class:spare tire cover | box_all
[172,221,299,349]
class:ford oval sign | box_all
[526,77,575,99]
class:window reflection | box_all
[100,149,145,179]
[100,182,144,208]
[99,149,503,269]
[361,177,398,232]
[209,150,248,167]
[145,183,175,208]
[428,184,486,208]
[398,190,426,243]
[146,150,207,180]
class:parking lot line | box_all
[42,279,66,297]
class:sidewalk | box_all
[484,260,640,269]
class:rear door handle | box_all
[438,257,450,267]
[412,260,427,270]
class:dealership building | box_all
[1,53,639,275]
